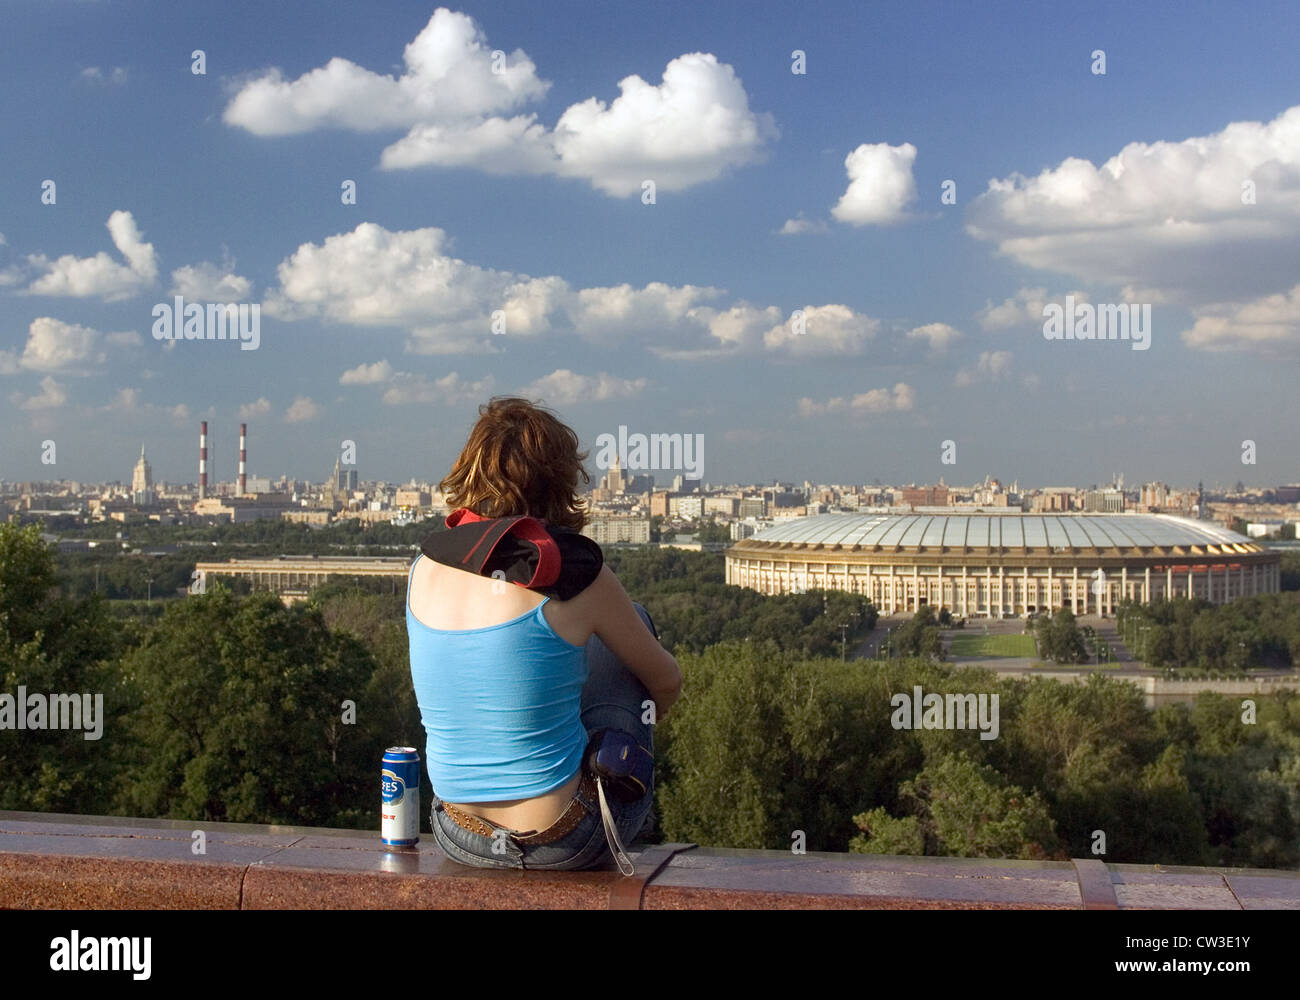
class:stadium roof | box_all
[742,512,1258,552]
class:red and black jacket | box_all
[419,508,604,600]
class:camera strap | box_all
[595,776,636,877]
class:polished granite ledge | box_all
[2,811,1297,910]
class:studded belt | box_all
[439,769,598,846]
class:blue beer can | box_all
[381,746,421,846]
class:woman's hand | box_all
[649,680,682,722]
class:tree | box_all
[851,751,1063,859]
[848,807,925,855]
[656,640,917,851]
[113,587,379,827]
[0,522,131,814]
[892,605,944,660]
[1034,608,1088,663]
[0,522,59,648]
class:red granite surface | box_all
[2,811,1298,910]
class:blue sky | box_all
[2,0,1299,490]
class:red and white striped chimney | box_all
[238,423,247,497]
[199,421,208,499]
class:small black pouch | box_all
[584,728,653,803]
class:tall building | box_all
[603,454,626,494]
[131,445,154,505]
[321,455,345,509]
[1141,482,1170,509]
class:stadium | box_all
[725,512,1280,617]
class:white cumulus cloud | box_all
[764,303,880,355]
[263,222,534,354]
[778,214,830,236]
[14,376,67,411]
[831,142,919,226]
[954,350,1014,386]
[223,8,548,136]
[3,317,109,375]
[977,287,1091,331]
[1180,284,1300,354]
[382,51,777,195]
[265,222,893,360]
[239,398,273,420]
[224,9,773,197]
[171,261,253,301]
[798,383,914,417]
[966,105,1300,306]
[26,210,157,301]
[905,322,962,356]
[285,397,322,423]
[340,360,396,385]
[519,369,648,407]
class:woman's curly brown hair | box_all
[439,397,590,531]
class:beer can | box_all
[381,746,420,846]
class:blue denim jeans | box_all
[430,603,657,870]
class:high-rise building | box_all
[131,445,154,505]
[603,454,626,494]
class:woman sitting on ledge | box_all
[406,396,682,871]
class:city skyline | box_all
[3,1,1300,486]
[6,427,1293,500]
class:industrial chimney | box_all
[199,420,208,499]
[238,423,247,497]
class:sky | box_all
[2,0,1299,491]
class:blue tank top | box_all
[406,554,589,802]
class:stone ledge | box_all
[2,811,1298,910]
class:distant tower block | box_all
[199,420,208,499]
[238,423,247,497]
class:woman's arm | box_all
[578,565,682,719]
